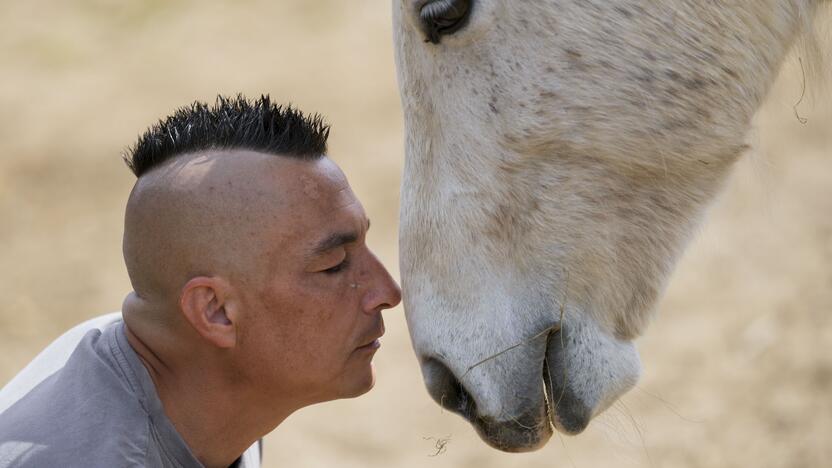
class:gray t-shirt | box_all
[0,315,261,468]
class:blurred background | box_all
[1,1,830,467]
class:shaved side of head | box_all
[123,151,280,305]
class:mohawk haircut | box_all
[124,95,330,177]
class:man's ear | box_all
[179,276,237,348]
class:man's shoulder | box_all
[0,418,150,468]
[0,312,124,413]
[0,313,154,468]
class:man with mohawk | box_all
[0,96,402,468]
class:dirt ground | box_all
[1,2,830,467]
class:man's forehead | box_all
[258,154,349,198]
[209,152,347,205]
[244,154,365,253]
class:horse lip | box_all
[470,405,552,452]
[450,382,551,452]
[543,331,592,435]
[423,357,553,452]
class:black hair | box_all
[124,94,330,177]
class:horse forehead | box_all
[402,1,785,90]
[401,2,806,175]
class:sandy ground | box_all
[1,2,830,467]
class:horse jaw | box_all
[394,0,818,451]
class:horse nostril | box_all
[419,0,473,44]
[421,358,475,417]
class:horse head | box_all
[394,0,825,451]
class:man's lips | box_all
[355,338,382,351]
[356,326,385,351]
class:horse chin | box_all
[418,306,640,451]
[421,357,552,452]
[451,369,591,452]
[468,346,596,452]
[469,404,553,453]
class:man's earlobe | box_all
[180,277,237,348]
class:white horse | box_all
[393,0,829,452]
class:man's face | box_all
[235,156,401,404]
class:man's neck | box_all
[123,321,292,468]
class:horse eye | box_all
[420,0,473,44]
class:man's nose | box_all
[361,251,402,314]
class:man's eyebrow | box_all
[309,219,371,256]
[310,232,358,256]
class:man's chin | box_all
[338,366,376,399]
